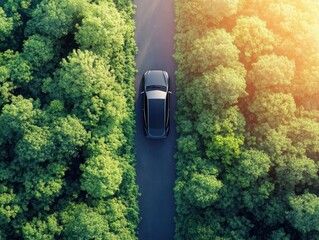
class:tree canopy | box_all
[174,0,319,239]
[0,0,138,239]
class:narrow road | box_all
[133,0,177,239]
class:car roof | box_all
[146,90,166,100]
[148,99,166,137]
[144,70,168,87]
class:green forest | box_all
[0,0,139,239]
[174,0,319,239]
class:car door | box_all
[144,93,148,126]
[166,92,170,127]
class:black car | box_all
[141,70,171,139]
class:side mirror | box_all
[140,91,145,95]
[168,91,172,94]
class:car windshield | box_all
[148,99,165,130]
[146,85,166,92]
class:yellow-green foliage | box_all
[174,0,319,239]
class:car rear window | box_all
[149,99,165,129]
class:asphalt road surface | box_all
[133,0,177,239]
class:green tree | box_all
[0,50,15,107]
[92,198,137,239]
[0,184,20,225]
[0,96,36,144]
[248,54,295,89]
[232,16,277,64]
[48,115,88,161]
[201,0,239,24]
[195,106,246,140]
[8,54,33,86]
[248,93,296,127]
[293,53,319,109]
[75,1,126,59]
[275,156,318,192]
[80,152,123,198]
[0,7,13,42]
[185,172,222,208]
[288,193,319,234]
[48,50,127,129]
[230,150,271,189]
[185,66,247,113]
[286,118,319,158]
[22,34,55,70]
[22,214,62,240]
[25,0,87,39]
[60,203,114,240]
[187,29,242,74]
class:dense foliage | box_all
[174,0,319,239]
[0,0,139,239]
